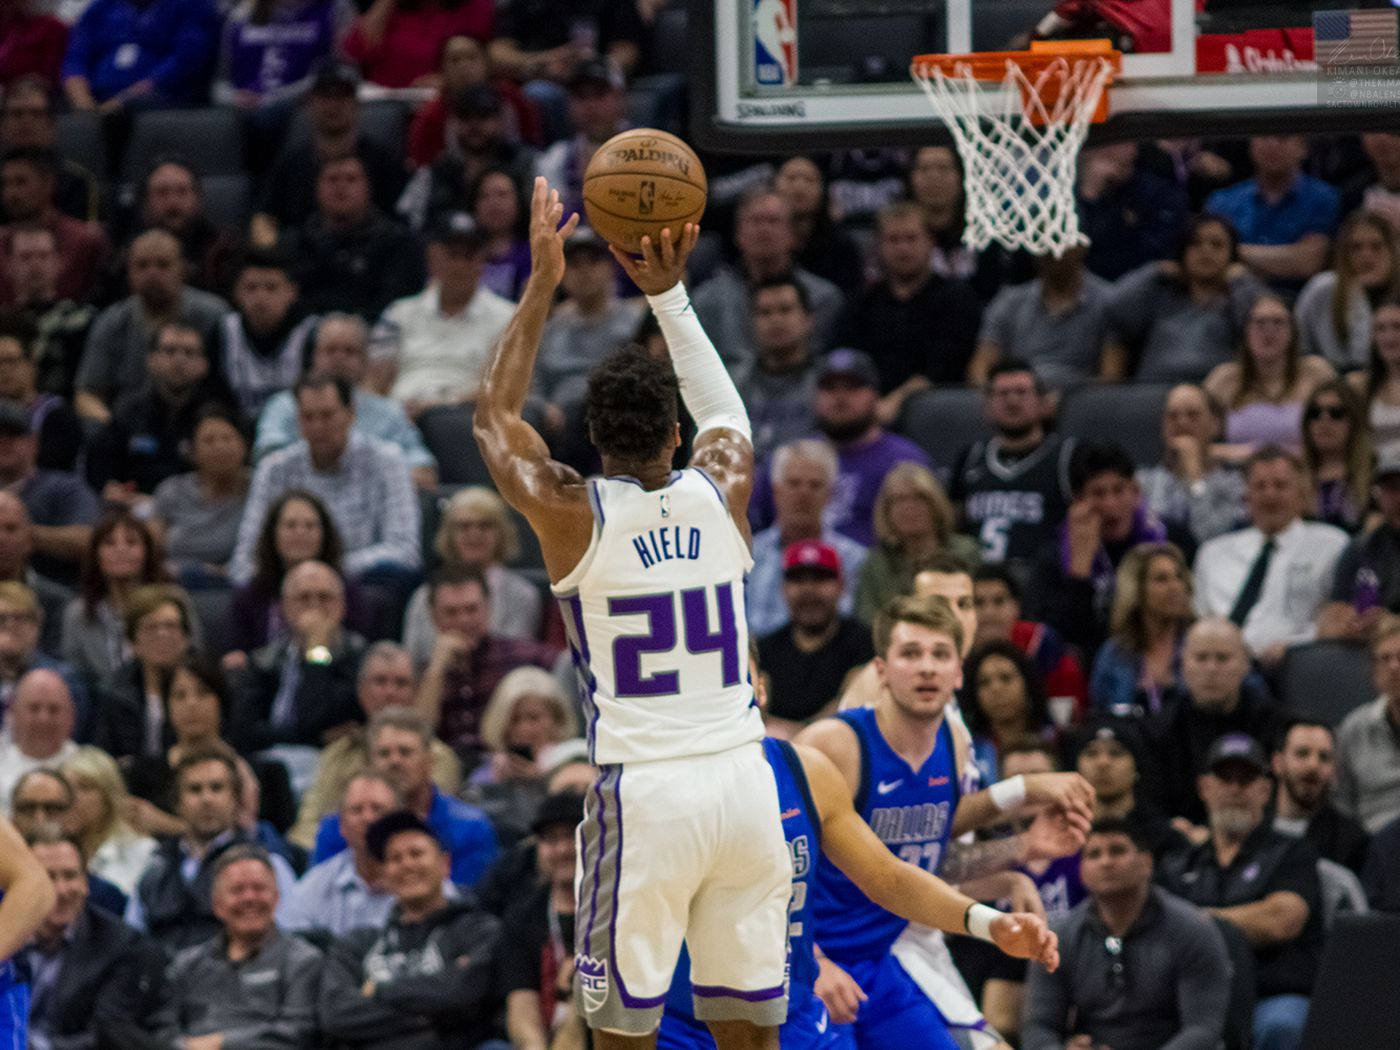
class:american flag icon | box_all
[1314,8,1399,67]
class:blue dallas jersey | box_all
[664,736,821,1020]
[810,707,960,964]
[0,922,28,1050]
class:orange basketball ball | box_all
[582,128,707,255]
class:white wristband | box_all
[965,903,1000,943]
[988,774,1027,814]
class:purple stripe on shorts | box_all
[692,983,787,1002]
[583,768,609,956]
[605,766,667,1010]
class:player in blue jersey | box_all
[0,817,57,1049]
[799,596,1094,1050]
[658,735,1059,1050]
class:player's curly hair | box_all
[585,346,680,465]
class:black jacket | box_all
[231,631,366,752]
[319,897,504,1050]
[25,902,157,1050]
[1145,678,1283,823]
[288,211,425,322]
[92,659,172,761]
[133,831,261,953]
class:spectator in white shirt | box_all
[1193,445,1348,666]
[0,667,77,805]
[369,215,514,421]
[281,771,400,936]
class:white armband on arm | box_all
[645,283,751,441]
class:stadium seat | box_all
[1301,914,1400,1050]
[651,4,687,75]
[199,174,253,233]
[1278,641,1375,727]
[55,110,108,178]
[120,108,246,181]
[1316,858,1369,931]
[286,98,407,154]
[896,386,989,485]
[417,404,493,486]
[1211,915,1256,1050]
[1058,383,1172,466]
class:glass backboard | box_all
[690,0,1400,151]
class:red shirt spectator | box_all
[0,6,68,88]
[342,0,493,89]
[406,33,540,168]
[0,148,108,306]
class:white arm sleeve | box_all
[645,283,751,441]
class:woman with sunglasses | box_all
[1301,379,1373,533]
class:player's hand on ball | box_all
[990,912,1059,972]
[814,956,867,1024]
[610,223,700,296]
[529,175,580,287]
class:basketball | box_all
[582,128,707,255]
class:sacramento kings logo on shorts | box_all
[576,953,609,1011]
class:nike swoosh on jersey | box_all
[876,779,903,794]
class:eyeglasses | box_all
[13,799,67,816]
[1103,935,1126,992]
[0,612,37,628]
[1305,404,1347,422]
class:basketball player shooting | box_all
[0,816,58,1047]
[474,177,793,1050]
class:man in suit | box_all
[22,825,157,1048]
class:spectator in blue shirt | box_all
[1206,136,1340,294]
[312,706,497,886]
[60,0,218,110]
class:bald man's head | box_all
[11,668,73,758]
[1182,617,1250,711]
[281,559,345,640]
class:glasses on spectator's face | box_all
[13,798,66,817]
[0,611,36,629]
[1104,936,1126,992]
[1305,403,1347,422]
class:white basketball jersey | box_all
[552,468,763,765]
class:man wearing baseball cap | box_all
[498,792,585,1050]
[535,57,627,216]
[751,347,931,548]
[320,809,504,1049]
[1157,733,1324,1050]
[757,540,874,733]
[1319,444,1400,640]
[1072,715,1184,857]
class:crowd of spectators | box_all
[0,1,1397,1048]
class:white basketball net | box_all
[912,55,1115,258]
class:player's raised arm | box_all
[611,228,756,539]
[797,744,1058,971]
[473,177,592,579]
[0,817,56,961]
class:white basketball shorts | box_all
[574,741,793,1035]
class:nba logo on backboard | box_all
[753,0,797,86]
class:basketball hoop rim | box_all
[911,39,1123,85]
[911,40,1122,125]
